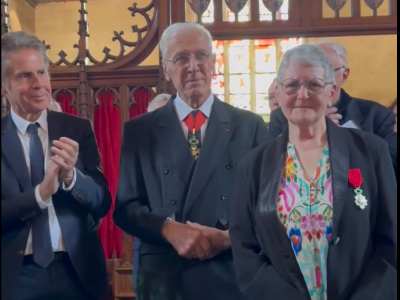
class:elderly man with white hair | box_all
[114,23,268,300]
[268,40,397,178]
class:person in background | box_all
[268,41,397,178]
[389,98,397,132]
[230,44,397,300]
[147,93,171,112]
[268,78,279,112]
[48,99,62,112]
[114,22,268,300]
[1,31,111,300]
[132,93,171,297]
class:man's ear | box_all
[342,68,350,85]
[1,82,8,97]
[162,61,171,81]
[329,84,338,106]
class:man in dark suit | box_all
[1,31,111,300]
[268,41,397,176]
[114,23,269,300]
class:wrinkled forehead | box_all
[281,63,327,81]
[167,29,211,57]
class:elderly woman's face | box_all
[278,63,336,127]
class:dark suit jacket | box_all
[230,120,397,300]
[268,89,397,178]
[1,110,111,300]
[114,96,269,300]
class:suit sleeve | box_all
[253,116,269,147]
[375,110,397,179]
[230,162,310,300]
[1,190,42,234]
[113,123,169,244]
[68,119,111,219]
[268,109,285,140]
[349,142,397,300]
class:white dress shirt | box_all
[173,92,214,142]
[10,109,76,255]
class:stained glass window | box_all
[214,37,302,117]
[259,0,290,21]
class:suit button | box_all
[170,199,177,205]
[18,251,24,257]
[162,168,169,175]
[221,194,228,201]
[225,164,233,170]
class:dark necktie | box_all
[27,123,53,268]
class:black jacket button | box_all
[170,199,177,205]
[162,168,169,175]
[226,164,233,170]
[221,194,228,201]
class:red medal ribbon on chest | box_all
[348,169,363,189]
[183,111,207,133]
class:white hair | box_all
[1,31,50,84]
[147,94,171,112]
[277,44,335,84]
[49,100,62,112]
[159,23,213,60]
[314,40,348,67]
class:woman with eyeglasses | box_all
[230,44,397,300]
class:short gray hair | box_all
[160,23,213,60]
[147,94,171,112]
[277,44,335,84]
[314,40,348,67]
[49,100,62,112]
[1,31,50,84]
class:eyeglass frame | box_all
[163,51,212,66]
[277,78,335,96]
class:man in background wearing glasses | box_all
[114,23,269,300]
[268,41,397,178]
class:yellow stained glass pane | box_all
[213,40,225,75]
[280,38,303,60]
[230,74,251,94]
[256,93,271,114]
[229,46,250,74]
[201,0,214,23]
[225,0,250,22]
[259,0,290,21]
[255,42,277,73]
[255,74,276,94]
[230,94,251,111]
[212,75,225,95]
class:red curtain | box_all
[93,90,122,259]
[130,88,152,118]
[56,91,77,115]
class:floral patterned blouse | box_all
[278,143,333,300]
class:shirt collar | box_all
[174,92,214,122]
[10,109,48,135]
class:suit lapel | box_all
[257,129,309,293]
[338,90,364,129]
[1,115,31,191]
[183,99,235,218]
[156,98,195,185]
[327,120,350,241]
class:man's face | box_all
[318,44,349,101]
[268,80,279,112]
[162,28,215,101]
[1,48,51,117]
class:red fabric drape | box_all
[55,92,77,115]
[130,88,152,118]
[94,91,122,259]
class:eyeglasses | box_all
[279,78,334,96]
[164,52,211,66]
[334,66,346,72]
